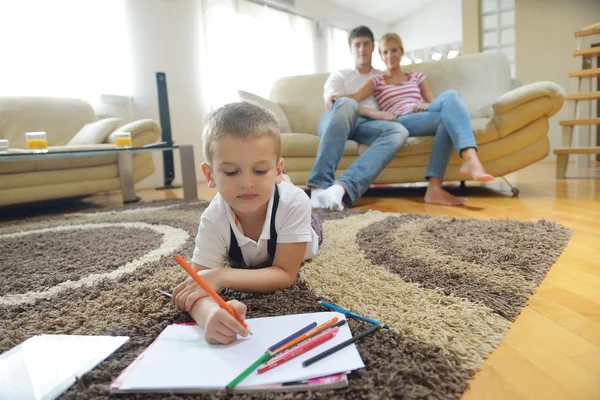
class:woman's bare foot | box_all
[425,178,466,206]
[459,148,494,182]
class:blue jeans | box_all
[307,98,408,206]
[396,90,477,180]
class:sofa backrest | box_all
[269,51,512,135]
[0,97,97,148]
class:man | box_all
[307,26,408,211]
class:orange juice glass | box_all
[25,132,48,153]
[114,132,132,149]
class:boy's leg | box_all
[332,118,408,207]
[306,98,360,196]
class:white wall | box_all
[515,0,600,161]
[391,0,462,52]
[125,0,390,188]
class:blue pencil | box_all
[318,301,390,329]
[267,321,317,354]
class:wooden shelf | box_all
[572,48,600,58]
[568,68,600,78]
[559,118,600,126]
[554,147,600,155]
[565,91,600,101]
[574,27,600,38]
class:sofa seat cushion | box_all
[281,133,359,157]
[0,144,119,174]
[357,117,500,157]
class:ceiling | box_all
[323,0,440,26]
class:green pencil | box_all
[226,351,271,390]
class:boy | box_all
[173,102,322,344]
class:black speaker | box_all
[155,72,177,188]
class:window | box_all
[202,0,316,108]
[480,0,516,77]
[0,0,132,101]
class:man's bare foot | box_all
[459,148,494,182]
[425,185,466,206]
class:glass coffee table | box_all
[0,144,198,203]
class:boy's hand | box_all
[172,269,225,312]
[172,277,210,312]
[203,300,248,344]
[413,102,430,112]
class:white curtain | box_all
[201,0,316,109]
[0,0,132,101]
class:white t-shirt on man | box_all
[323,67,382,111]
[192,181,319,269]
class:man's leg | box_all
[329,118,408,207]
[306,98,359,207]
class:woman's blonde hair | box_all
[379,33,404,54]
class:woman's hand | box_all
[369,110,396,121]
[413,102,430,112]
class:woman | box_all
[336,33,493,206]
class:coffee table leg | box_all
[117,152,139,203]
[179,145,198,201]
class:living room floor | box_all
[83,160,600,400]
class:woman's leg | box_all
[397,112,465,206]
[427,90,493,182]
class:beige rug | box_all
[0,200,571,399]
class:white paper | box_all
[0,335,129,400]
[117,312,364,390]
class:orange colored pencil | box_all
[173,254,252,335]
[270,316,339,356]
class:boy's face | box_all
[202,135,283,218]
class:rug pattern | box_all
[0,201,572,399]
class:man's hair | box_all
[202,101,281,166]
[348,25,374,46]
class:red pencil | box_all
[257,327,339,374]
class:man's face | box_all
[350,36,374,68]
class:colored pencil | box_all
[267,322,317,353]
[174,254,252,335]
[226,351,270,390]
[258,328,339,374]
[302,324,383,367]
[267,318,346,362]
[319,301,390,329]
[155,288,172,298]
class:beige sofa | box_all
[0,97,160,206]
[269,51,565,189]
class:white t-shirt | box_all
[192,181,319,269]
[323,67,382,111]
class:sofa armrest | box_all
[492,81,565,116]
[106,119,161,147]
[490,81,565,138]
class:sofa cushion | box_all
[281,133,359,157]
[237,90,292,133]
[68,118,122,145]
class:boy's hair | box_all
[379,32,404,54]
[202,101,281,165]
[348,25,374,46]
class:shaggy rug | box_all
[0,200,572,399]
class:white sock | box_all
[323,184,345,211]
[310,188,328,208]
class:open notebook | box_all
[111,312,365,393]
